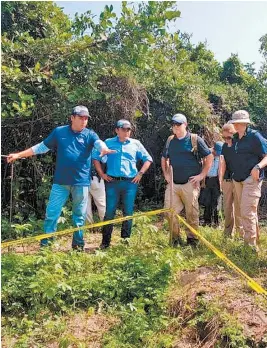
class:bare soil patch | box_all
[168,266,267,347]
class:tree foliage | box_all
[1,1,266,219]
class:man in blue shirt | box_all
[229,110,267,250]
[161,113,213,246]
[93,119,153,249]
[7,106,114,250]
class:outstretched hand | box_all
[99,148,116,157]
[7,153,20,163]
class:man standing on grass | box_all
[161,113,213,247]
[229,110,267,251]
[219,123,243,238]
[7,106,114,251]
[93,119,153,249]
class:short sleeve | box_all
[136,141,153,162]
[162,142,168,158]
[89,130,100,147]
[197,136,211,158]
[43,128,58,150]
[253,132,267,156]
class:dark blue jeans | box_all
[102,180,138,246]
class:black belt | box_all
[109,176,134,181]
[224,179,232,182]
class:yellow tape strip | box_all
[175,213,267,296]
[1,208,170,248]
[2,207,266,296]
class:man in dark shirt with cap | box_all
[7,106,114,250]
[161,113,213,246]
[229,110,267,250]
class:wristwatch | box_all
[254,164,261,170]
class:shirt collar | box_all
[233,127,250,140]
[174,131,190,140]
[115,136,131,144]
[69,125,87,135]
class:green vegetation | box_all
[2,218,267,347]
[1,2,267,347]
[1,1,267,219]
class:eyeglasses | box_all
[222,136,233,140]
[172,123,183,127]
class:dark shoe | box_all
[186,237,199,247]
[99,243,110,250]
[171,237,183,247]
[72,245,84,252]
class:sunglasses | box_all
[222,136,233,140]
[172,122,183,127]
[121,128,131,132]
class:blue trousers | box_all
[102,180,138,246]
[41,184,89,247]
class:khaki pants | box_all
[233,177,262,247]
[86,176,106,224]
[164,181,200,239]
[222,180,243,237]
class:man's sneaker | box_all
[121,238,130,246]
[186,237,199,247]
[72,245,84,252]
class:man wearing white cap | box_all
[161,113,213,246]
[7,106,114,250]
[229,110,267,250]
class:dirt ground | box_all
[168,266,267,348]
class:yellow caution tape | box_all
[1,208,170,248]
[175,213,267,296]
[2,206,266,296]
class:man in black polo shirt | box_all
[161,113,213,246]
[229,110,267,250]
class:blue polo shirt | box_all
[43,125,99,186]
[232,128,267,182]
[92,136,153,178]
[221,143,235,180]
[162,133,211,184]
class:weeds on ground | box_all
[2,216,267,347]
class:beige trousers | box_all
[222,180,243,237]
[86,176,106,224]
[164,181,200,239]
[233,177,262,246]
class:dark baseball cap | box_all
[72,105,90,117]
[116,119,132,129]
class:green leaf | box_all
[165,10,181,20]
[34,62,41,72]
[12,102,20,111]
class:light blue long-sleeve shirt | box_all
[92,136,153,178]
